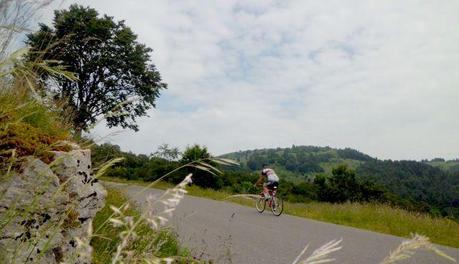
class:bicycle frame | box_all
[260,187,277,208]
[268,188,277,207]
[256,185,283,216]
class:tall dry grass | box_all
[92,188,191,264]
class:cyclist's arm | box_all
[254,175,265,187]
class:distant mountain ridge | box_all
[221,145,458,174]
[221,146,380,182]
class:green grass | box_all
[0,88,72,168]
[286,202,459,248]
[427,161,459,172]
[319,159,362,174]
[102,176,459,249]
[92,187,194,264]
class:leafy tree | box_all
[247,156,264,170]
[26,5,166,133]
[151,144,181,161]
[314,165,386,203]
[181,144,211,163]
[181,144,222,189]
[91,142,123,166]
[142,157,181,182]
[92,142,184,182]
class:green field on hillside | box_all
[427,160,459,172]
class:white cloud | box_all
[40,0,459,160]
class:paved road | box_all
[108,182,459,264]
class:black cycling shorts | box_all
[266,181,279,189]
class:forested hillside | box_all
[93,143,459,219]
[223,146,371,178]
[222,146,459,218]
[358,160,459,217]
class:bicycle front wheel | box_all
[271,196,283,216]
[256,197,266,213]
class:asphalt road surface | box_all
[108,182,459,264]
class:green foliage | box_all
[223,146,372,177]
[277,180,317,202]
[426,159,459,173]
[91,143,185,183]
[93,143,459,220]
[26,4,166,132]
[357,160,459,218]
[181,144,223,189]
[220,171,259,194]
[152,143,181,161]
[0,88,71,169]
[92,187,188,263]
[92,143,190,186]
[336,148,373,161]
[226,146,361,175]
[181,144,211,163]
[314,165,386,203]
[223,146,459,219]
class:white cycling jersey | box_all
[262,168,279,182]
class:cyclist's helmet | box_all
[261,164,269,176]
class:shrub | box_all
[0,88,71,171]
[314,165,386,203]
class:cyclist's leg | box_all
[263,182,271,199]
[268,182,279,209]
[268,182,278,197]
[265,182,276,199]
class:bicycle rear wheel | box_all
[271,196,283,216]
[256,197,266,213]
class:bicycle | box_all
[255,186,284,216]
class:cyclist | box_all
[254,164,279,200]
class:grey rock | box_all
[0,149,106,264]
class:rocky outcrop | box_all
[0,149,106,263]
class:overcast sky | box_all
[40,0,459,160]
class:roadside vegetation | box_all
[93,143,459,221]
[92,187,193,263]
[226,147,459,219]
[93,142,459,248]
[103,176,459,249]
